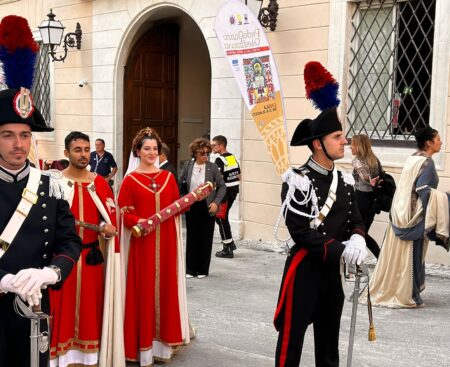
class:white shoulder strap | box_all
[311,166,339,228]
[86,183,112,225]
[0,167,41,257]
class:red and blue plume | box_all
[0,15,39,90]
[304,61,340,111]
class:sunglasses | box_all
[197,150,209,156]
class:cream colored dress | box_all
[369,153,449,308]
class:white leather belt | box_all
[0,167,41,257]
[311,167,338,229]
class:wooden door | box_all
[124,23,179,170]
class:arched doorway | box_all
[123,23,179,168]
[121,10,212,174]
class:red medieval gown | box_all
[118,170,186,366]
[50,175,116,367]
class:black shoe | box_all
[215,244,234,258]
[230,241,237,251]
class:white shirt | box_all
[189,163,206,192]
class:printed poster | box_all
[214,0,289,176]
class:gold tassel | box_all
[366,272,376,341]
[368,323,376,341]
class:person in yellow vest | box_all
[211,135,241,258]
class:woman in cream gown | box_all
[369,126,449,308]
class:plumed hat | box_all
[0,15,53,132]
[291,62,341,146]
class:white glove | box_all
[12,267,58,305]
[1,273,42,306]
[342,234,368,265]
[0,273,16,293]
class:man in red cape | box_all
[50,131,124,367]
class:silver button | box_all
[347,192,351,196]
[323,232,327,235]
[349,201,352,205]
[349,211,352,214]
[347,220,350,223]
[40,192,45,197]
[41,203,47,208]
[44,241,49,246]
[39,180,43,185]
[44,228,49,233]
[43,254,47,259]
[318,196,321,200]
[42,216,47,221]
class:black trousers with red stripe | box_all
[215,195,236,242]
[275,250,344,367]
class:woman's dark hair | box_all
[131,127,162,157]
[189,138,212,158]
[414,126,438,151]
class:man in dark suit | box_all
[0,89,82,366]
[159,143,178,184]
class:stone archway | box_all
[115,5,212,176]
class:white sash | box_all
[311,166,338,228]
[0,167,41,258]
[86,183,125,367]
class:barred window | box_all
[346,0,436,146]
[31,43,52,128]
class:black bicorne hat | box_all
[291,108,342,146]
[0,15,53,132]
[291,62,342,147]
[0,89,53,132]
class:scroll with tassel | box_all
[132,181,214,237]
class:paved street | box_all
[166,240,450,367]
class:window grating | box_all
[346,0,436,145]
[31,44,52,128]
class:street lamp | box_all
[38,9,82,62]
[245,0,279,31]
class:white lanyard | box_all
[311,166,338,228]
[94,154,104,173]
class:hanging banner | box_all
[214,0,289,176]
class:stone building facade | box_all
[1,0,449,264]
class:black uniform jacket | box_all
[282,158,365,263]
[0,164,81,283]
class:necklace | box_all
[136,170,163,191]
[195,163,205,173]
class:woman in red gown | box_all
[118,128,190,366]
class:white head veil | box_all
[124,150,159,176]
[125,151,139,176]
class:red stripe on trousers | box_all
[279,270,294,367]
[273,248,308,326]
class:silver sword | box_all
[346,265,361,367]
[14,296,50,367]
